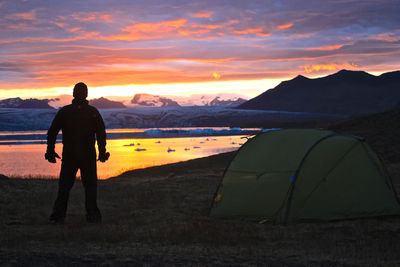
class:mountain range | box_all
[2,69,399,115]
[41,93,248,108]
[238,69,400,115]
[129,93,247,107]
[0,97,54,109]
[0,93,247,109]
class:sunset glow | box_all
[1,0,399,99]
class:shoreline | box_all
[2,151,236,180]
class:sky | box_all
[0,0,399,99]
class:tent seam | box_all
[294,140,360,214]
[283,133,338,224]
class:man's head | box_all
[73,82,88,100]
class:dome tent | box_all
[209,129,400,223]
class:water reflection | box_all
[0,136,245,179]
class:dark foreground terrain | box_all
[1,108,400,266]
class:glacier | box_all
[0,106,343,132]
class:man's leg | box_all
[50,159,78,223]
[80,158,101,223]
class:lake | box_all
[0,128,256,179]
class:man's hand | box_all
[45,151,61,163]
[98,152,110,163]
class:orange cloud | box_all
[127,19,186,32]
[306,44,344,51]
[176,22,222,36]
[4,68,221,89]
[55,22,65,28]
[233,28,270,37]
[68,27,81,32]
[100,14,113,23]
[103,19,187,41]
[204,24,222,30]
[192,12,212,18]
[7,23,38,30]
[178,29,210,36]
[0,30,101,44]
[9,11,36,20]
[73,14,96,22]
[0,67,287,91]
[301,63,358,73]
[71,12,113,23]
[277,23,293,30]
[294,33,315,38]
[373,33,400,42]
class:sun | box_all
[213,72,221,79]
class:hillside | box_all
[239,70,400,116]
[330,106,400,163]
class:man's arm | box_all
[94,109,107,155]
[47,110,62,152]
[45,110,62,163]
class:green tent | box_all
[209,129,400,223]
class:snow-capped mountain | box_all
[128,93,248,107]
[209,96,247,106]
[131,94,180,107]
[172,93,248,106]
[23,93,249,109]
[0,97,54,109]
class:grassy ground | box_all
[1,152,400,266]
[1,108,400,266]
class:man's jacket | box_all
[47,99,106,159]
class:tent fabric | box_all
[209,129,400,223]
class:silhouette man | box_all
[45,82,109,224]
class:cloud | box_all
[70,12,113,23]
[0,0,399,93]
[100,14,113,23]
[102,19,186,41]
[7,23,39,31]
[68,27,81,32]
[301,63,359,73]
[306,44,345,51]
[277,23,293,30]
[192,11,212,18]
[7,11,36,20]
[372,33,400,42]
[233,28,270,37]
